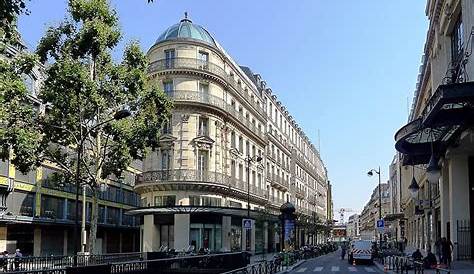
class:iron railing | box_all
[136,169,266,198]
[220,260,281,274]
[0,252,143,272]
[148,58,266,117]
[383,255,451,274]
[167,90,265,140]
[457,219,472,260]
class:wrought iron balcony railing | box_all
[149,58,265,117]
[136,169,265,198]
[166,90,265,140]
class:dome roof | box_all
[155,15,216,46]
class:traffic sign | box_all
[243,219,252,230]
[376,219,385,233]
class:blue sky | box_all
[18,0,428,219]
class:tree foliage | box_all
[1,0,172,253]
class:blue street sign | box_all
[243,219,252,230]
[376,219,384,228]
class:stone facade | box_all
[135,16,330,253]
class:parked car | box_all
[348,240,373,264]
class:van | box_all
[348,240,373,264]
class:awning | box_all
[126,205,280,221]
[395,82,474,165]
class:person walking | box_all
[14,249,22,271]
[441,237,454,268]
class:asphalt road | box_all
[287,250,383,273]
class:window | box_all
[198,117,209,136]
[189,195,201,206]
[231,99,236,109]
[163,81,173,95]
[231,131,236,148]
[41,195,64,219]
[161,150,171,170]
[197,150,209,180]
[238,136,243,153]
[154,195,176,206]
[202,196,221,206]
[238,164,243,181]
[198,51,209,69]
[164,49,175,69]
[199,82,209,94]
[451,15,464,64]
[141,197,148,207]
[252,145,256,158]
[245,141,250,156]
[162,117,172,134]
[231,160,236,179]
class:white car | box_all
[348,240,373,264]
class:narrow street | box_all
[287,251,383,273]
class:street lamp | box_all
[70,109,131,261]
[245,155,262,251]
[408,166,420,198]
[367,166,382,248]
[426,153,441,185]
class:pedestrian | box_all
[2,251,9,272]
[0,251,6,272]
[340,244,346,260]
[441,237,453,268]
[435,237,442,263]
[412,248,423,263]
[14,249,22,271]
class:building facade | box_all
[133,16,330,253]
[394,0,474,260]
[359,184,390,241]
[0,40,141,256]
[347,214,360,240]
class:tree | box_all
[1,0,172,254]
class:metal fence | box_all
[1,252,143,272]
[220,260,281,274]
[383,256,451,274]
[456,219,472,260]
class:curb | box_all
[276,259,306,274]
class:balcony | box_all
[136,169,266,201]
[149,58,266,118]
[295,188,305,199]
[166,90,265,141]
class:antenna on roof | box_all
[184,11,188,19]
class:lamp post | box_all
[245,155,262,252]
[60,109,131,262]
[367,167,382,248]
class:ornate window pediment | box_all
[192,135,215,150]
[159,134,177,149]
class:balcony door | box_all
[197,150,209,181]
[198,51,209,70]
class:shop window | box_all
[160,225,174,249]
[19,193,35,217]
[0,160,8,177]
[15,168,36,185]
[41,195,64,219]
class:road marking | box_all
[364,267,375,272]
[313,266,323,272]
[296,267,307,272]
[331,266,340,272]
[348,266,357,271]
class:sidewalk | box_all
[250,252,277,264]
[374,259,474,273]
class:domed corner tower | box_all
[134,14,270,254]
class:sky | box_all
[18,0,429,220]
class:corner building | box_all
[133,16,330,253]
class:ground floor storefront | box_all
[140,212,281,254]
[0,223,139,256]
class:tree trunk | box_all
[89,187,99,254]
